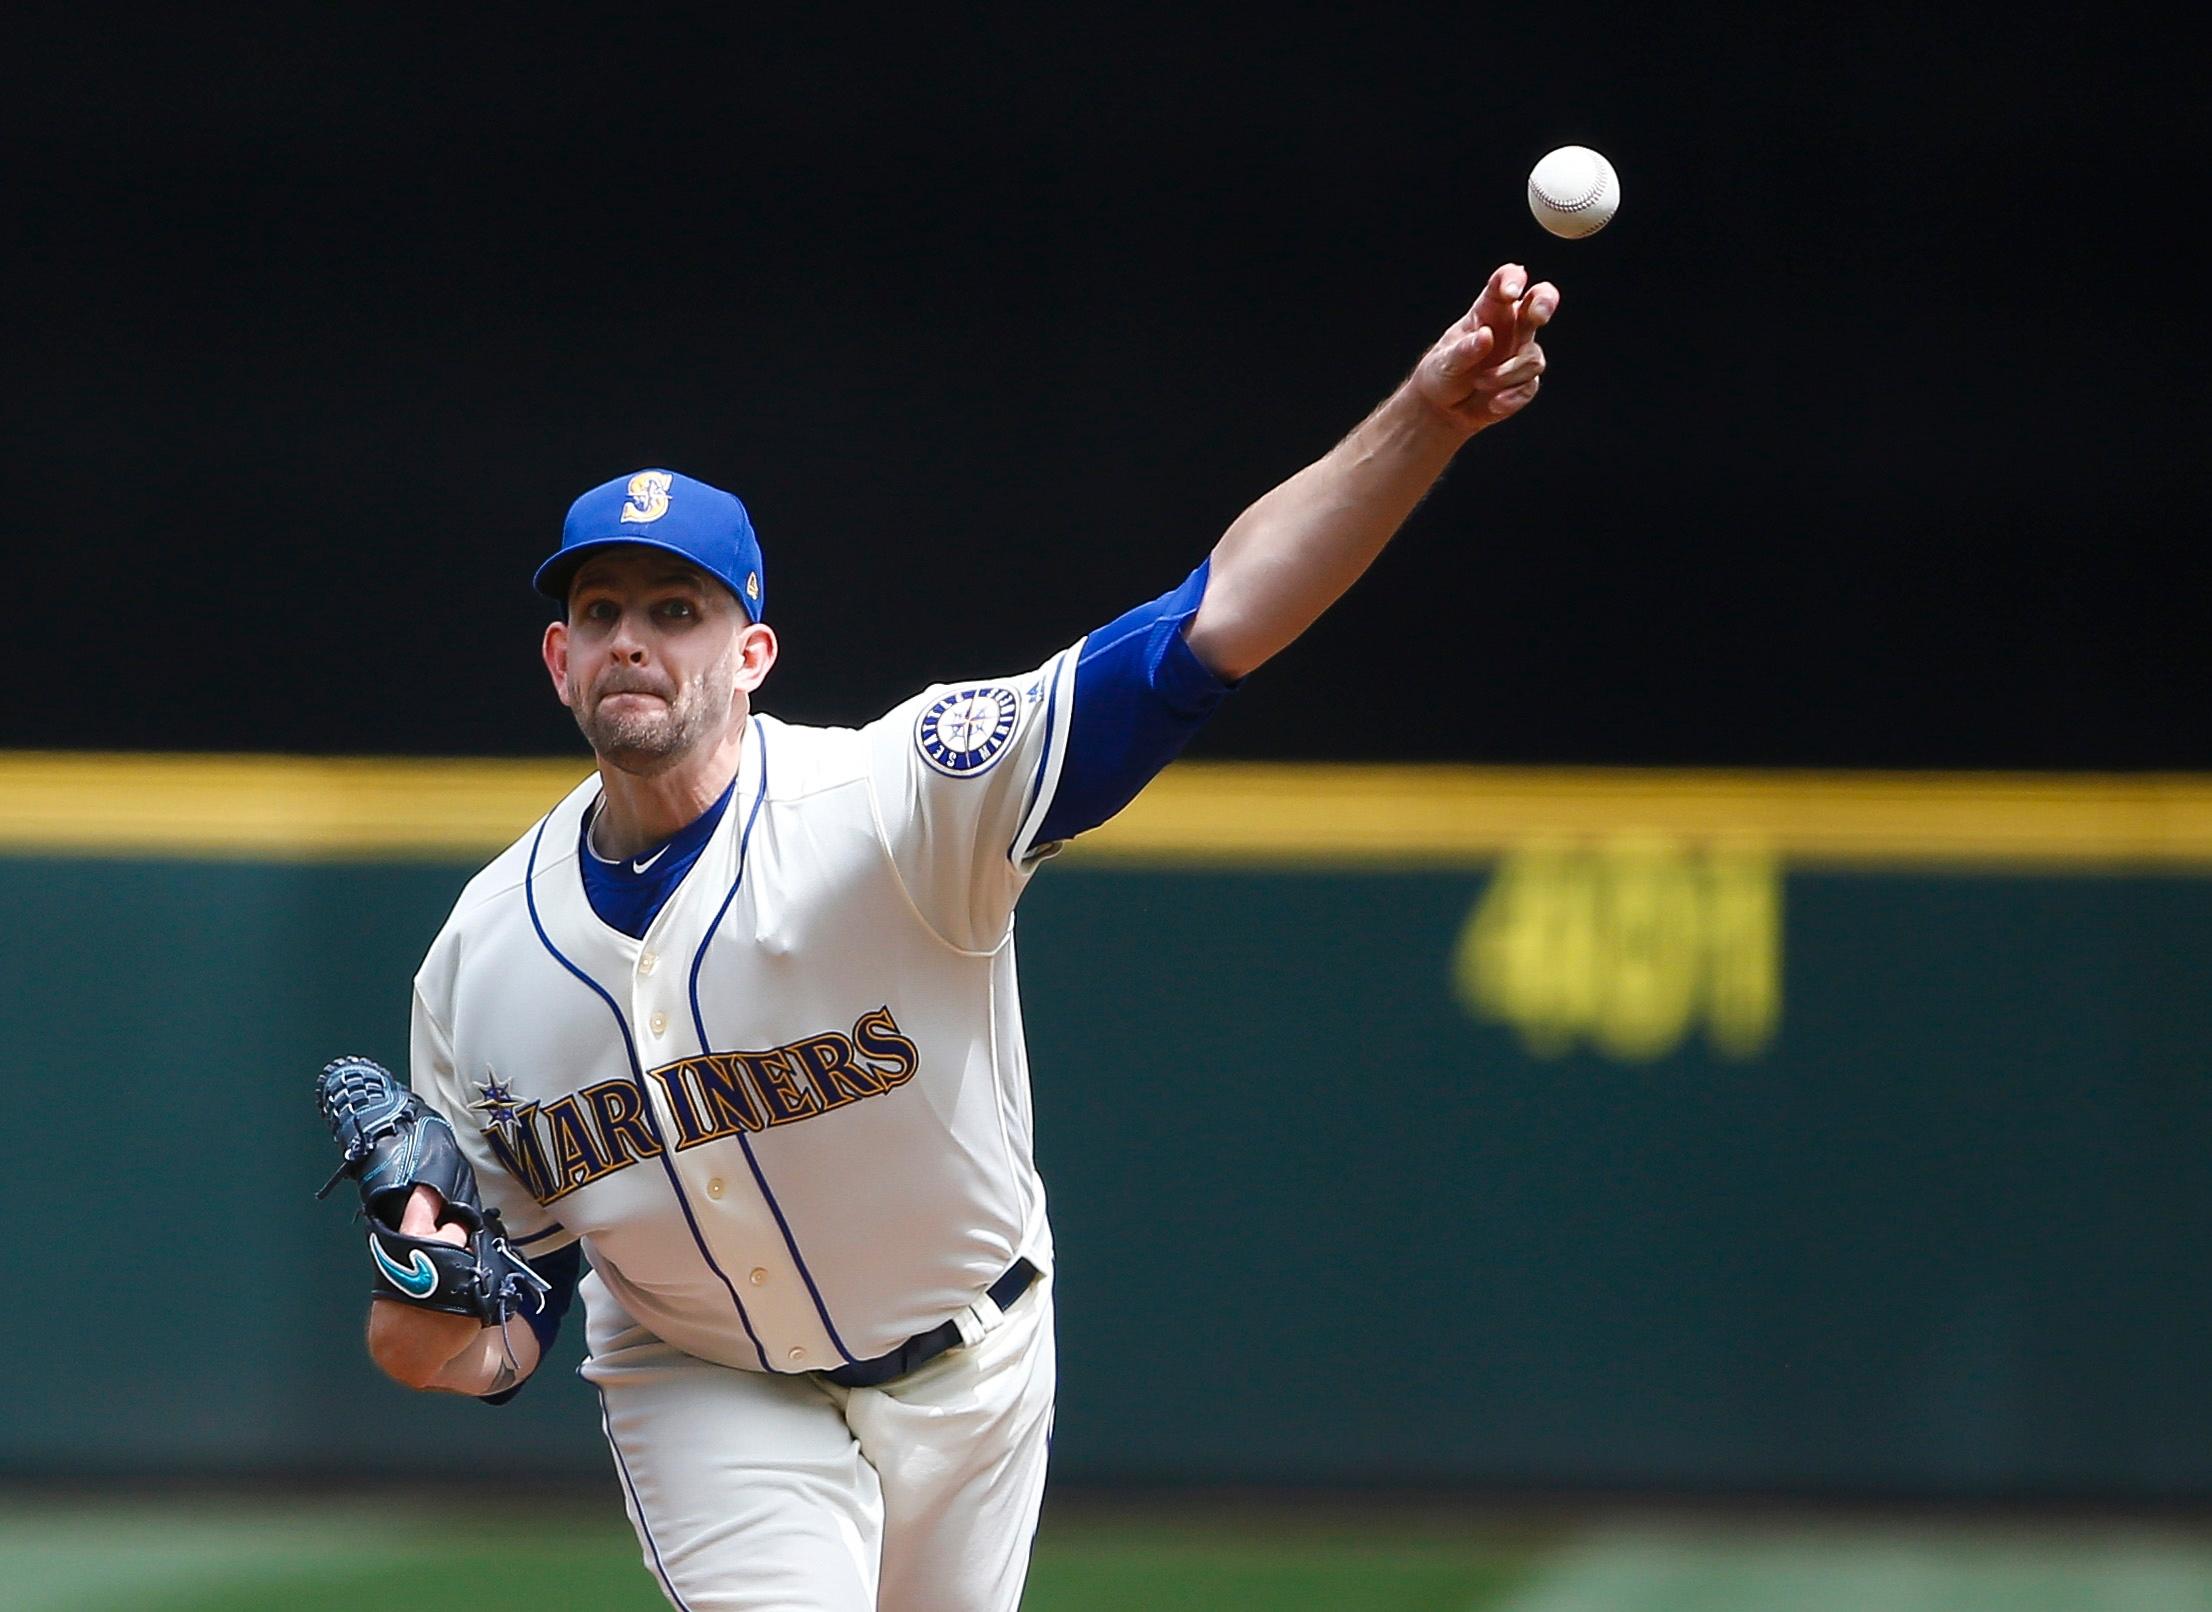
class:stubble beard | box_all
[575,650,739,776]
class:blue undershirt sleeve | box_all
[478,1240,584,1405]
[1032,558,1238,848]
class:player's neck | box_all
[591,722,746,860]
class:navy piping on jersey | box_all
[685,721,862,1367]
[513,1222,567,1247]
[1011,650,1068,861]
[597,1387,694,1611]
[524,810,773,1373]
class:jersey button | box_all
[787,1347,807,1366]
[639,951,658,976]
[749,1267,768,1286]
[706,1178,725,1199]
[648,1010,668,1036]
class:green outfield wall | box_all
[3,757,2209,1496]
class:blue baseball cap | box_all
[534,469,766,621]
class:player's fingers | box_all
[400,1182,464,1244]
[1494,284,1558,361]
[1489,373,1543,414]
[1459,263,1525,334]
[1506,298,1552,355]
[1435,325,1494,378]
[1471,344,1546,391]
[400,1183,442,1233]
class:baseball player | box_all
[316,263,1558,1611]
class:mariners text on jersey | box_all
[411,561,1232,1379]
[481,1007,922,1205]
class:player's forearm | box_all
[368,1298,541,1396]
[432,1316,542,1397]
[1182,385,1470,682]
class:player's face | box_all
[546,551,772,774]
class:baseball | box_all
[1528,145,1620,239]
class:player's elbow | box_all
[367,1298,479,1391]
[1178,613,1268,686]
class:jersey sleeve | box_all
[865,560,1236,951]
[409,976,575,1255]
[866,644,1083,951]
[1033,558,1236,847]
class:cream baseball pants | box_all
[580,1272,1056,1611]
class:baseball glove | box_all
[314,1054,549,1325]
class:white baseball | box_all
[1528,146,1620,239]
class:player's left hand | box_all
[400,1183,469,1247]
[1410,263,1560,436]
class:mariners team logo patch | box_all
[915,685,1022,777]
[621,470,673,524]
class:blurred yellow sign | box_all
[1456,838,1781,1061]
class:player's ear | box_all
[542,620,575,708]
[734,622,777,694]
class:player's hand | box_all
[1410,263,1559,435]
[400,1182,469,1246]
[367,1184,480,1388]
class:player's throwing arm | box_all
[305,259,1561,1612]
[1184,261,1558,681]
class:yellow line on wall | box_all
[1099,765,2212,869]
[0,754,593,860]
[4,751,2212,868]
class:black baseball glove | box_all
[314,1054,549,1325]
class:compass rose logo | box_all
[472,1070,527,1148]
[914,684,1021,777]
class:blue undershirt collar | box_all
[578,773,740,940]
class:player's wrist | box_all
[1381,377,1489,454]
[367,1295,484,1390]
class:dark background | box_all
[7,7,2205,767]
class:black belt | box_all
[822,1259,1038,1389]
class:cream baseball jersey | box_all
[411,648,1084,1374]
[393,470,1237,1606]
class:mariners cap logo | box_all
[915,685,1022,777]
[620,470,674,524]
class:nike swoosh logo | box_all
[369,1235,440,1299]
[632,846,669,873]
